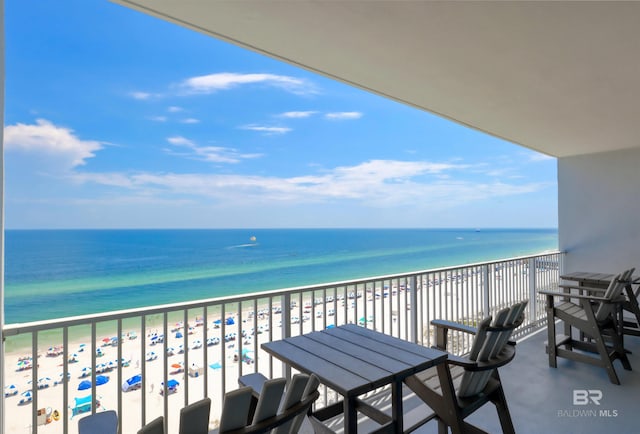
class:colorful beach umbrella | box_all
[77,380,92,391]
[175,331,183,339]
[95,375,109,386]
[163,379,179,388]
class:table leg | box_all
[391,381,403,433]
[345,396,357,433]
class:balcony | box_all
[2,251,573,433]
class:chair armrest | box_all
[431,319,478,335]
[431,320,477,351]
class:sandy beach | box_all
[2,264,544,434]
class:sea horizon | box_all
[5,228,558,324]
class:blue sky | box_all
[3,1,557,229]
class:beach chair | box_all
[217,373,320,434]
[405,301,527,434]
[178,397,211,434]
[138,416,164,434]
[540,268,634,385]
[78,410,118,434]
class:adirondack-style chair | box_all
[178,397,211,434]
[405,301,527,434]
[540,268,634,385]
[218,373,320,434]
[138,416,164,434]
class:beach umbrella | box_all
[209,361,222,370]
[171,363,182,369]
[4,384,18,397]
[175,331,183,339]
[163,379,179,388]
[226,317,235,325]
[78,380,92,391]
[95,375,109,386]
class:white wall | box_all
[558,147,640,273]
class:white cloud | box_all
[148,116,168,122]
[180,118,200,124]
[167,136,196,147]
[4,119,102,168]
[70,158,543,210]
[180,72,315,95]
[241,125,292,135]
[166,136,262,164]
[167,106,183,113]
[130,91,153,100]
[325,112,363,120]
[278,111,317,118]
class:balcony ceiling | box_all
[114,1,640,158]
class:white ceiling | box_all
[113,1,640,158]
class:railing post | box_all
[282,293,291,381]
[409,275,418,343]
[528,257,537,324]
[482,264,491,317]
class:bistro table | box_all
[261,323,447,434]
[561,271,640,336]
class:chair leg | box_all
[580,302,621,385]
[491,373,516,434]
[546,302,557,368]
[437,419,448,434]
[608,325,632,371]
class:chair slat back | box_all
[273,374,317,434]
[595,269,634,322]
[179,397,211,434]
[137,416,164,434]
[219,388,253,433]
[252,378,287,425]
[458,301,527,398]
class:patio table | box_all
[261,323,447,434]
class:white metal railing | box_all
[1,251,563,434]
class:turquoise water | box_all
[5,229,558,323]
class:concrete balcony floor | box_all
[321,325,640,434]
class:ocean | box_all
[4,228,558,324]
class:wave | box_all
[226,243,259,249]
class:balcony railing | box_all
[2,251,563,434]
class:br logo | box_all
[573,390,603,405]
